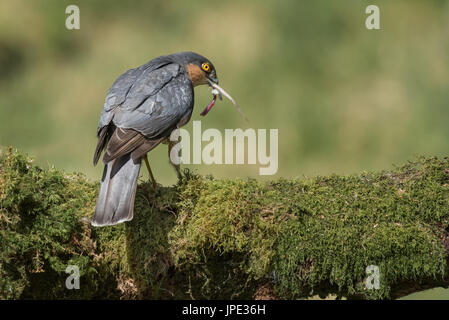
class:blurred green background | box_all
[0,0,449,300]
[1,0,449,184]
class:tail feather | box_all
[92,153,141,227]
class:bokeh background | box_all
[1,0,449,184]
[1,0,449,300]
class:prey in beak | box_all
[200,78,249,122]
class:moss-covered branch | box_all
[1,147,449,299]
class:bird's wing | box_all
[97,59,175,133]
[94,60,178,165]
[100,63,194,163]
[113,65,193,137]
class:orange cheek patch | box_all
[186,63,208,86]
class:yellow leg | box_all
[143,154,157,188]
[168,140,182,180]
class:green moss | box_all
[273,159,449,299]
[0,147,111,299]
[1,148,448,299]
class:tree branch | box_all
[1,147,448,299]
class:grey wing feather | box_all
[112,65,194,139]
[97,68,140,133]
[95,61,194,166]
[96,58,176,135]
[120,63,181,111]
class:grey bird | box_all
[92,51,244,227]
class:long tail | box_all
[91,153,141,227]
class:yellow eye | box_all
[202,62,211,73]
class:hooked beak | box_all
[206,74,219,85]
[204,78,249,122]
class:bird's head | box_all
[168,51,218,86]
[170,51,248,121]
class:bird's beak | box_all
[205,78,249,122]
[207,74,219,85]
